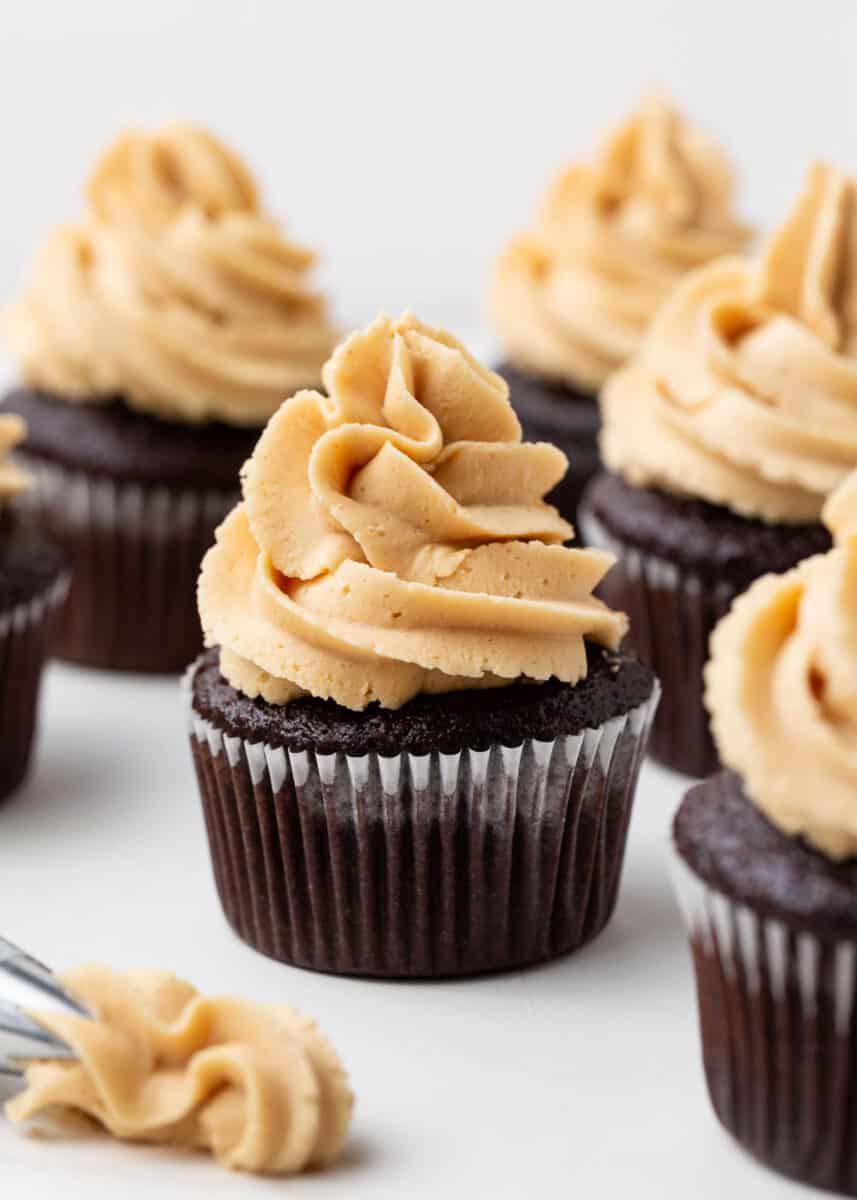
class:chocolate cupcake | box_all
[3,124,336,672]
[579,160,857,776]
[672,471,857,1194]
[186,312,659,978]
[0,416,67,801]
[491,91,750,522]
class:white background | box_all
[0,1,847,1195]
[2,0,857,339]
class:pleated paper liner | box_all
[20,457,237,673]
[186,659,659,978]
[578,508,736,777]
[0,572,69,801]
[671,846,857,1195]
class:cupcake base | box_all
[579,472,831,777]
[0,507,68,801]
[497,363,600,528]
[187,646,658,978]
[673,772,857,1195]
[6,389,259,673]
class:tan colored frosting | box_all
[825,467,857,539]
[705,470,857,860]
[0,415,32,499]
[6,965,353,1175]
[199,312,628,709]
[491,92,750,391]
[4,124,336,426]
[602,161,857,524]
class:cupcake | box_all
[186,312,659,978]
[579,160,857,776]
[3,123,336,673]
[491,91,750,522]
[0,416,67,801]
[672,470,857,1194]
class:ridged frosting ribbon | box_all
[5,966,353,1175]
[199,312,628,709]
[706,469,857,859]
[492,92,750,392]
[602,160,857,523]
[4,123,336,426]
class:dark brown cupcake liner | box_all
[186,658,659,978]
[19,457,237,673]
[672,849,857,1195]
[578,507,737,777]
[0,573,69,802]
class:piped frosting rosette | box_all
[6,966,353,1175]
[492,92,750,391]
[5,124,336,426]
[706,469,857,859]
[199,313,628,710]
[602,161,857,523]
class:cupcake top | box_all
[6,964,353,1175]
[0,415,32,500]
[491,92,750,392]
[706,469,857,859]
[4,124,337,427]
[199,312,628,710]
[602,161,857,524]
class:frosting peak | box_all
[6,966,353,1175]
[491,92,750,392]
[4,123,336,427]
[199,313,628,710]
[544,91,736,236]
[757,160,857,353]
[87,124,258,226]
[602,161,857,524]
[706,468,857,860]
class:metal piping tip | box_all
[0,938,88,1076]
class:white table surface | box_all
[0,661,813,1198]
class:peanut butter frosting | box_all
[4,124,336,426]
[6,965,353,1175]
[602,161,857,524]
[0,415,32,499]
[705,470,857,860]
[491,92,750,392]
[199,312,628,709]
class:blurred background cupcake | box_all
[0,415,66,800]
[579,160,856,776]
[672,470,857,1194]
[188,312,658,978]
[490,91,751,523]
[3,123,337,673]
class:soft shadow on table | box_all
[0,747,125,834]
[312,1136,377,1178]
[593,854,685,960]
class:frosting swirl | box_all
[602,161,857,523]
[491,92,750,392]
[706,469,857,860]
[6,965,353,1175]
[4,124,336,426]
[0,415,32,499]
[199,312,628,709]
